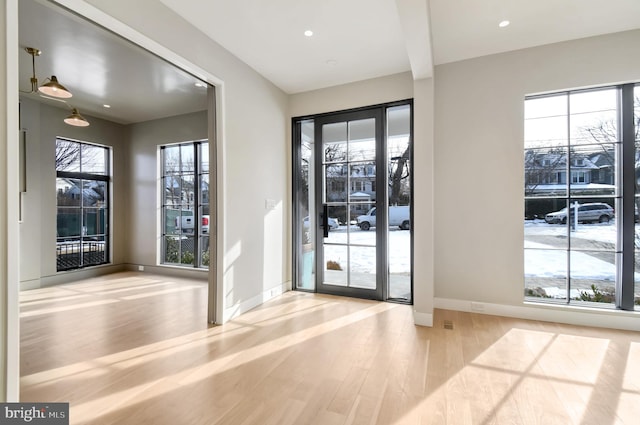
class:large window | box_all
[160,141,209,268]
[56,139,110,271]
[524,84,639,310]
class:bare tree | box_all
[389,143,411,205]
[55,140,80,171]
[577,94,640,211]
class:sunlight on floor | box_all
[393,327,630,424]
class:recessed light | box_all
[326,59,337,66]
[499,20,510,28]
[103,104,111,108]
[304,30,313,37]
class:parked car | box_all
[176,215,210,233]
[544,203,614,224]
[303,216,339,231]
[357,206,410,231]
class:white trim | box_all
[50,1,223,88]
[223,283,288,323]
[5,0,20,401]
[413,310,433,327]
[435,297,640,332]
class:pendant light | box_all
[23,47,88,126]
[64,108,90,127]
[39,75,72,98]
[23,47,73,99]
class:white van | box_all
[357,206,410,231]
[176,215,210,234]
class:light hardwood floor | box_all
[19,272,640,424]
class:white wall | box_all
[19,98,128,288]
[125,111,207,269]
[290,72,414,116]
[76,0,290,321]
[433,30,640,329]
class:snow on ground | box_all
[524,241,615,281]
[524,219,617,245]
[323,226,410,274]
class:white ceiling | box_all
[160,0,640,94]
[17,0,640,123]
[19,0,208,125]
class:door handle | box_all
[321,204,329,238]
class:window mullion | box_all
[618,84,636,310]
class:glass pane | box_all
[81,144,107,174]
[56,238,81,271]
[525,199,568,249]
[164,208,180,235]
[82,180,106,207]
[163,145,181,174]
[82,237,106,266]
[389,227,410,299]
[57,178,81,206]
[569,89,618,145]
[349,246,376,289]
[325,165,347,202]
[200,142,209,173]
[55,139,80,172]
[350,207,375,248]
[324,245,347,286]
[570,250,615,306]
[387,104,411,301]
[177,211,195,234]
[324,205,347,244]
[200,235,210,268]
[525,95,567,120]
[200,174,210,214]
[323,123,347,163]
[524,148,567,197]
[349,163,375,198]
[525,116,568,148]
[524,248,567,301]
[569,145,616,196]
[82,208,106,237]
[180,144,195,172]
[179,236,195,265]
[57,208,81,237]
[164,236,181,264]
[348,119,375,161]
[181,175,196,211]
[298,120,315,290]
[354,203,376,232]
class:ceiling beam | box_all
[395,0,433,79]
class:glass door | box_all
[293,101,413,303]
[314,109,384,299]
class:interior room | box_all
[2,0,640,423]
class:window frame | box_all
[524,83,637,310]
[159,140,210,269]
[55,138,111,272]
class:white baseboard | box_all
[223,282,289,323]
[435,297,640,332]
[25,264,127,289]
[413,310,433,327]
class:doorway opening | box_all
[293,101,413,303]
